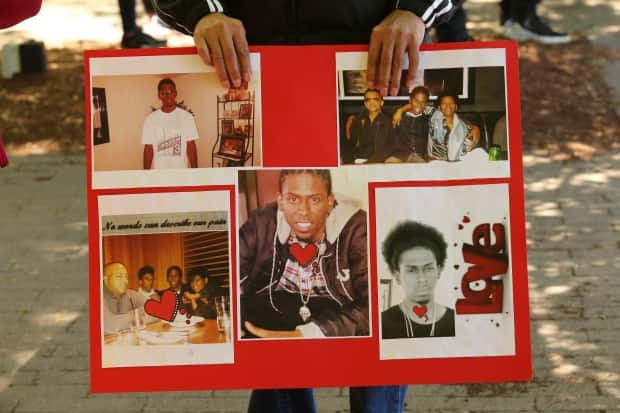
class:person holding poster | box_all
[150,0,465,410]
[381,221,455,339]
[151,0,462,96]
[239,169,369,339]
[142,78,199,169]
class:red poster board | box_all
[85,41,531,392]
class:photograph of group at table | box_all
[102,263,224,333]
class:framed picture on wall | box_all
[219,136,243,158]
[221,119,234,135]
[339,70,410,98]
[239,103,252,119]
[380,279,392,312]
[92,87,110,145]
[423,67,466,99]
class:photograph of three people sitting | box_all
[338,66,508,165]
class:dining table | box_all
[104,318,228,346]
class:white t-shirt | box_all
[141,107,199,169]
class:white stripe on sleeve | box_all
[425,1,453,27]
[151,0,193,34]
[205,0,217,13]
[421,0,446,22]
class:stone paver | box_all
[1,150,619,412]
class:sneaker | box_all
[143,15,171,39]
[502,15,571,44]
[121,28,167,49]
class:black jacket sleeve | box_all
[395,0,463,28]
[151,0,227,35]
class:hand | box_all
[367,10,426,96]
[193,13,252,89]
[469,125,481,149]
[244,321,303,338]
[392,103,410,127]
[344,114,356,140]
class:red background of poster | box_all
[85,42,531,392]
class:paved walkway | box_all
[1,151,618,412]
[1,0,620,412]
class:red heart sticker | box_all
[458,224,464,230]
[289,243,318,267]
[144,290,179,321]
[412,305,427,318]
[462,215,471,223]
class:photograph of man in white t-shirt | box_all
[142,78,199,169]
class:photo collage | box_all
[87,44,529,390]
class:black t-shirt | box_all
[381,304,455,339]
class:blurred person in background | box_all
[118,0,167,48]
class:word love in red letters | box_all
[456,223,508,314]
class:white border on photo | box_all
[90,54,260,77]
[98,191,234,367]
[375,183,515,360]
[234,168,373,340]
[335,49,510,179]
[89,53,263,189]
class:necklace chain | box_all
[400,301,437,338]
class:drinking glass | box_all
[215,296,231,338]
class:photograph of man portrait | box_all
[237,169,370,339]
[374,183,516,360]
[89,53,263,178]
[380,221,455,339]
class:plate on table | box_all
[138,330,187,345]
[165,314,205,328]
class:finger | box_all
[405,43,420,90]
[206,33,231,89]
[193,32,212,66]
[389,35,407,96]
[366,31,382,89]
[232,27,252,84]
[378,35,396,96]
[218,24,242,88]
